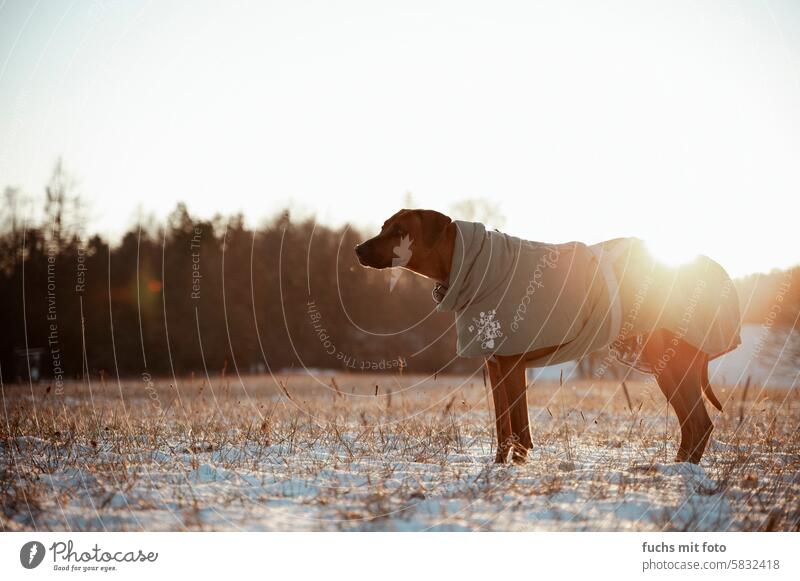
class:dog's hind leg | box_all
[497,355,533,463]
[643,330,714,464]
[486,358,514,463]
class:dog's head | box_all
[355,209,452,271]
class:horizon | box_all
[5,182,800,281]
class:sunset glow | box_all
[1,0,798,278]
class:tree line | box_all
[1,163,797,384]
[1,199,483,384]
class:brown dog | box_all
[356,209,720,464]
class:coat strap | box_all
[590,240,629,347]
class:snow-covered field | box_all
[1,373,798,531]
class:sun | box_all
[642,237,701,267]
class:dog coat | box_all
[435,221,741,370]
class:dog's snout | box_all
[355,243,371,265]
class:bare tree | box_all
[2,187,23,235]
[44,157,85,246]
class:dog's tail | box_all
[701,355,723,412]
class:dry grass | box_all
[1,372,798,531]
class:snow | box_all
[0,431,750,532]
[2,373,795,531]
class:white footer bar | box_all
[1,532,796,580]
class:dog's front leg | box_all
[499,356,532,463]
[486,358,513,463]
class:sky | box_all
[1,0,799,276]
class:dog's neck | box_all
[408,222,456,284]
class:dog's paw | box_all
[494,450,509,464]
[512,452,528,465]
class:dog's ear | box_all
[418,210,452,248]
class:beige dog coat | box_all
[435,221,741,369]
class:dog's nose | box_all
[355,243,366,258]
